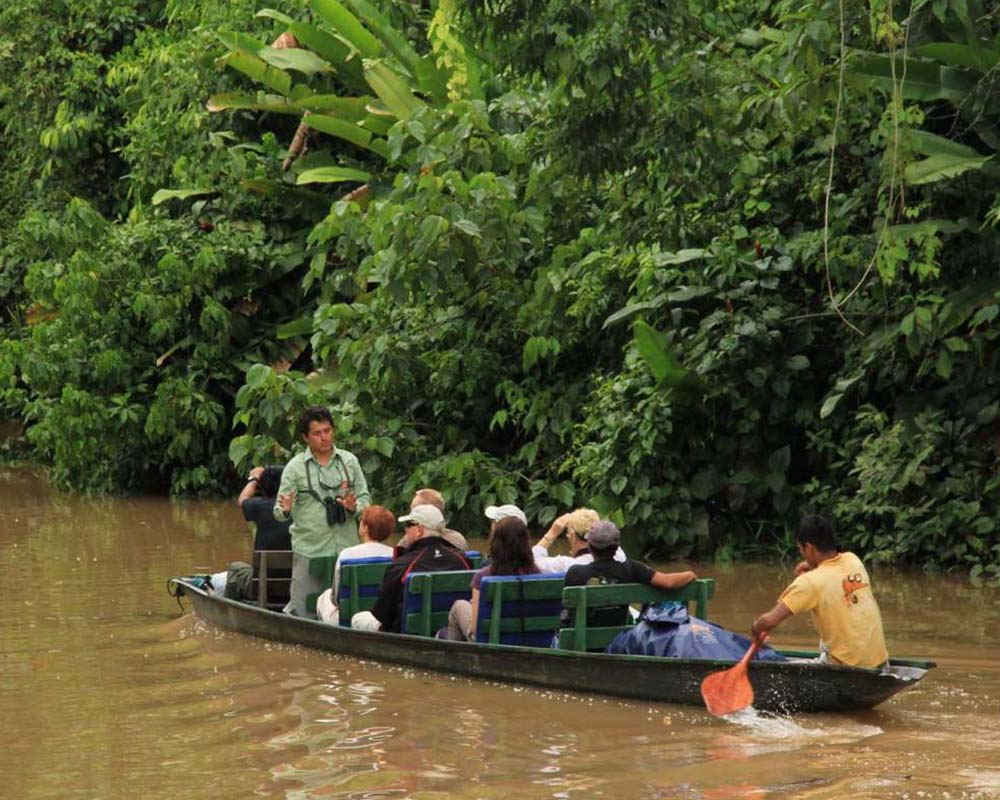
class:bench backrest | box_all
[402,570,477,637]
[476,573,566,646]
[336,557,394,624]
[557,578,716,652]
[251,550,293,610]
[305,549,481,617]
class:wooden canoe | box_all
[168,577,934,714]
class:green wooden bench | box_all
[402,570,477,637]
[476,574,566,646]
[306,551,483,618]
[557,578,716,652]
[336,558,394,624]
[305,554,339,616]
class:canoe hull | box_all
[170,578,933,714]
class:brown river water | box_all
[1,464,999,800]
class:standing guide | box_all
[275,405,371,617]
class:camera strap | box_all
[303,453,351,504]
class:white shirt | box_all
[531,545,628,574]
[333,541,394,596]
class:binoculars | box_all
[324,496,347,525]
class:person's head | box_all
[411,488,445,513]
[487,516,538,576]
[298,406,334,457]
[794,514,840,566]
[258,465,283,498]
[586,521,621,561]
[564,508,600,552]
[398,504,445,546]
[360,505,395,543]
[484,504,527,528]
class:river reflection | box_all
[2,464,999,799]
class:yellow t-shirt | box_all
[779,551,888,668]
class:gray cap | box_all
[398,504,445,532]
[484,504,527,525]
[587,521,621,549]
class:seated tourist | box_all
[351,505,472,632]
[316,504,395,624]
[561,521,697,629]
[404,487,468,550]
[446,516,539,641]
[532,508,627,573]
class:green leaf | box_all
[310,0,382,59]
[633,320,687,385]
[935,348,953,379]
[666,286,714,303]
[217,51,292,95]
[218,30,267,55]
[151,188,216,206]
[601,297,664,329]
[915,42,1000,71]
[246,363,272,389]
[363,60,424,120]
[655,248,708,266]
[296,166,372,185]
[297,95,371,117]
[690,469,721,500]
[610,475,627,496]
[767,445,791,475]
[276,317,314,339]
[819,393,844,419]
[259,46,333,76]
[304,113,387,156]
[905,152,993,185]
[206,92,301,115]
[851,53,980,105]
[904,129,984,159]
[366,435,394,458]
[786,355,810,371]
[341,0,434,92]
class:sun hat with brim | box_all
[484,504,527,525]
[398,504,445,532]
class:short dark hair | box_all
[298,405,333,437]
[258,465,283,497]
[361,505,395,543]
[588,542,618,560]
[794,515,839,551]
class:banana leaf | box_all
[311,0,381,60]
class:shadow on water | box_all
[3,465,1000,799]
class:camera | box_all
[324,497,347,525]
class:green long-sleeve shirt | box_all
[274,446,371,559]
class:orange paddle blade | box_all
[700,635,764,716]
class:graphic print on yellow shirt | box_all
[779,552,888,668]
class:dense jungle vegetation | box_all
[1,0,999,578]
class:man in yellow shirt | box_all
[752,515,888,668]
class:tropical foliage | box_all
[1,0,999,579]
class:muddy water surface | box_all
[1,465,998,799]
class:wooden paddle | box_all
[700,632,766,716]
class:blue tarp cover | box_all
[606,602,787,661]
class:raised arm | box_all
[238,466,264,508]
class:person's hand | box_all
[338,491,357,514]
[793,560,812,576]
[278,490,296,514]
[249,466,264,481]
[540,514,570,547]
